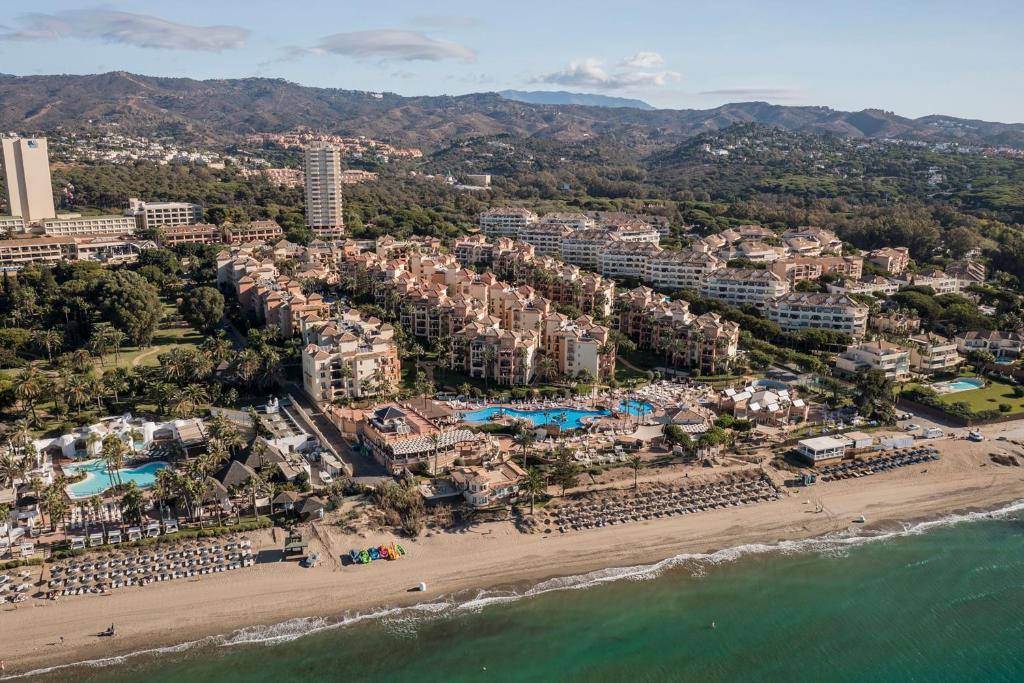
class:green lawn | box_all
[93,302,203,369]
[933,374,1024,413]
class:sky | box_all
[0,1,1021,122]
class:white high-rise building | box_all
[304,143,345,239]
[127,198,203,230]
[1,137,56,224]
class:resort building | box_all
[541,314,614,380]
[834,341,911,381]
[64,236,155,265]
[599,241,663,279]
[868,247,911,275]
[869,311,921,335]
[40,214,136,237]
[0,237,67,270]
[766,292,869,337]
[1,137,56,223]
[560,228,616,270]
[160,223,222,246]
[955,330,1024,359]
[32,414,206,462]
[301,310,401,403]
[781,227,843,256]
[358,404,485,474]
[452,234,498,266]
[520,223,573,256]
[539,212,595,231]
[0,215,26,237]
[719,384,810,427]
[905,333,963,374]
[700,268,790,310]
[224,220,283,244]
[450,320,540,386]
[450,460,527,507]
[127,198,203,231]
[479,207,537,238]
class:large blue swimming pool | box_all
[619,400,654,416]
[461,406,611,429]
[64,460,168,499]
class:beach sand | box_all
[2,434,1023,676]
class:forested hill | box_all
[2,72,1024,151]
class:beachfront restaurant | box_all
[796,436,849,465]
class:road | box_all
[286,382,388,479]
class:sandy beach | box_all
[3,433,1023,677]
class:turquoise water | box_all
[64,460,168,498]
[461,406,610,429]
[619,399,654,416]
[935,377,985,393]
[29,503,1024,682]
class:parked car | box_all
[320,471,334,485]
[905,423,921,432]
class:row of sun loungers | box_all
[548,477,781,533]
[819,448,940,482]
[40,539,254,598]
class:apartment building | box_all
[160,223,222,246]
[479,207,537,238]
[128,198,203,230]
[40,214,136,237]
[539,212,594,230]
[301,310,401,403]
[781,227,843,256]
[599,241,662,279]
[769,256,863,284]
[1,137,56,223]
[520,223,573,256]
[644,250,723,292]
[304,142,346,239]
[869,311,921,335]
[946,259,986,287]
[767,292,869,337]
[955,330,1024,359]
[827,276,900,297]
[450,320,540,386]
[560,228,615,270]
[906,333,963,374]
[541,314,613,380]
[700,268,790,310]
[868,247,911,275]
[452,234,497,266]
[835,341,911,381]
[895,269,962,294]
[614,287,739,374]
[225,220,283,244]
[255,277,331,338]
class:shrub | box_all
[999,403,1012,412]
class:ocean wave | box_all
[9,498,1024,680]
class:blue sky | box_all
[0,1,1021,121]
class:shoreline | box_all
[3,440,1024,677]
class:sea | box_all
[18,501,1024,683]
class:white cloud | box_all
[535,57,680,90]
[316,30,476,63]
[0,9,247,51]
[620,52,665,68]
[410,15,482,29]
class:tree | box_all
[855,370,895,422]
[180,286,225,334]
[522,467,546,515]
[92,271,164,346]
[966,349,996,373]
[13,366,43,425]
[662,424,692,451]
[119,481,145,525]
[627,454,643,489]
[551,451,581,496]
[512,430,536,470]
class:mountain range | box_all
[2,72,1023,151]
[498,90,654,110]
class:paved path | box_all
[286,382,388,479]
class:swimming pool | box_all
[932,377,985,394]
[461,406,611,429]
[64,460,168,499]
[619,400,654,416]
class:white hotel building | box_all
[767,292,869,337]
[41,214,136,237]
[479,207,538,238]
[700,268,790,310]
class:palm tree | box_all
[13,366,43,425]
[101,435,128,489]
[33,329,63,364]
[627,454,643,490]
[103,367,131,406]
[481,346,498,389]
[200,333,234,365]
[0,503,13,551]
[119,482,145,525]
[63,373,90,417]
[153,467,177,521]
[105,327,127,365]
[429,432,442,475]
[522,467,546,515]
[512,430,536,470]
[84,431,102,459]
